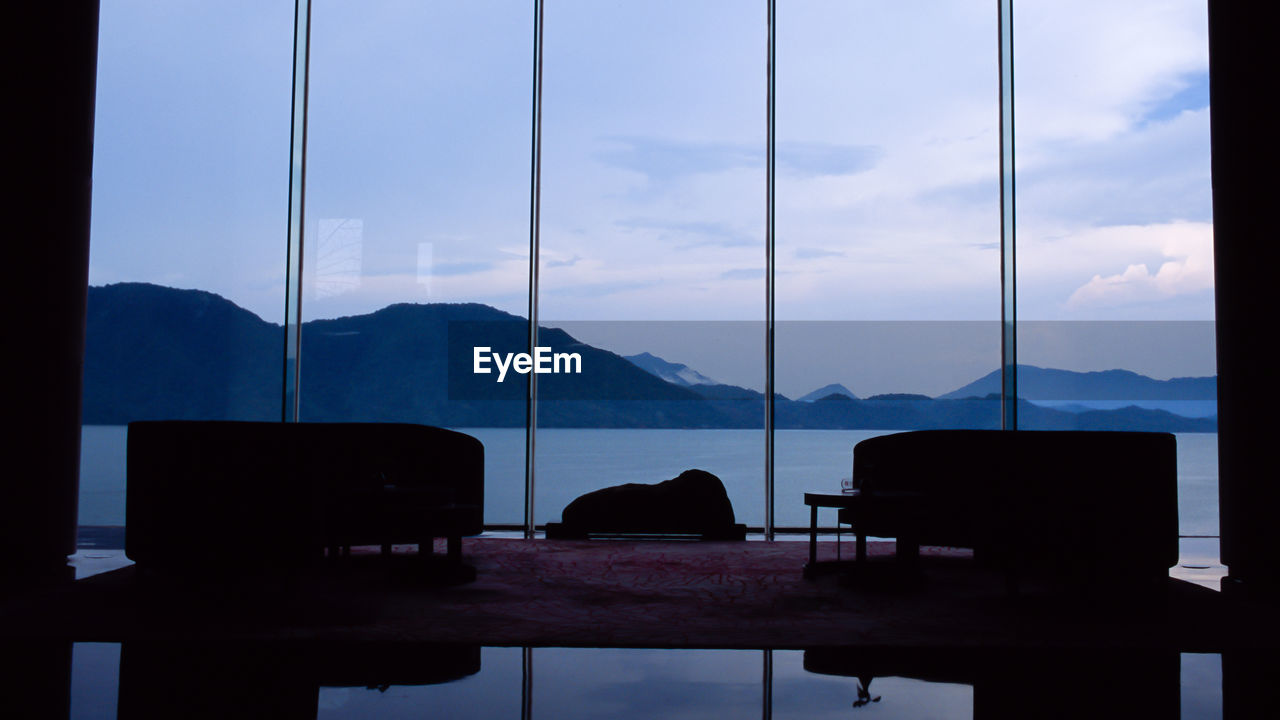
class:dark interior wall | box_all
[1208,0,1280,600]
[4,4,100,578]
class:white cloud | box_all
[1064,221,1214,309]
[91,0,1215,327]
[1014,0,1209,147]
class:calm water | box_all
[79,426,1219,535]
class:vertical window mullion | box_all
[525,0,545,538]
[998,0,1018,430]
[283,0,312,423]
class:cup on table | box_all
[840,477,854,494]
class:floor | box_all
[7,537,1261,652]
[4,537,1270,718]
[55,643,1233,719]
[66,532,1230,588]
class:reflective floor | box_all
[67,533,1230,589]
[57,643,1227,720]
[49,536,1236,719]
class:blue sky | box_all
[88,0,1216,394]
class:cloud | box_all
[720,268,765,280]
[596,136,879,182]
[1014,0,1209,146]
[543,279,663,300]
[777,142,882,176]
[95,0,1218,331]
[1138,71,1210,127]
[794,247,845,259]
[546,254,582,268]
[617,218,756,248]
[596,137,758,182]
[432,261,493,276]
[1065,221,1214,309]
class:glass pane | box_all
[317,647,522,720]
[71,643,121,720]
[772,649,973,720]
[532,648,763,719]
[301,0,534,526]
[83,1,295,531]
[774,1,1002,528]
[536,0,766,529]
[1013,1,1218,551]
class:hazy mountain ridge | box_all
[797,383,858,402]
[624,352,719,386]
[939,365,1216,401]
[82,283,1216,432]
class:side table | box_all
[803,490,864,579]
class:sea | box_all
[78,426,1220,537]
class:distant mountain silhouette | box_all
[798,383,858,402]
[82,284,1216,432]
[625,352,719,386]
[83,283,281,422]
[939,365,1216,401]
[85,283,710,428]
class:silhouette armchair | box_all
[125,421,483,577]
[840,429,1178,586]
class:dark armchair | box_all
[126,421,483,577]
[840,429,1178,585]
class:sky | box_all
[88,0,1215,396]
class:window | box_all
[83,1,1217,553]
[775,0,1001,528]
[300,0,534,525]
[1014,0,1217,557]
[535,0,767,528]
[82,0,294,531]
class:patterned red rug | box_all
[383,538,975,648]
[9,538,1238,650]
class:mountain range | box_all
[797,383,859,402]
[939,365,1216,401]
[82,283,1217,432]
[623,352,719,387]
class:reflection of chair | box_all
[803,647,1179,719]
[310,642,482,689]
[840,430,1178,586]
[126,421,483,578]
[118,640,481,719]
